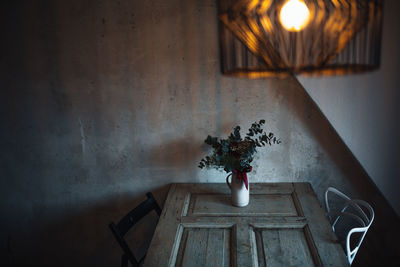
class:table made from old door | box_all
[144,183,349,267]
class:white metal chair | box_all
[324,187,374,265]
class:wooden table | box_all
[144,183,349,267]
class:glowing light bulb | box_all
[279,0,310,32]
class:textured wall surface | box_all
[0,0,398,266]
[298,0,400,215]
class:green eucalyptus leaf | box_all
[199,119,281,173]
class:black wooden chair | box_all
[109,192,162,267]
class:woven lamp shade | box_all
[219,0,383,77]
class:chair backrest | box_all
[324,187,374,265]
[109,192,162,267]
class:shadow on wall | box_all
[279,75,400,266]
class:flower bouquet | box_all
[198,120,281,206]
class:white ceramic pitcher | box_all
[226,172,249,207]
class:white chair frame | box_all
[324,187,374,265]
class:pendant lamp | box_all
[219,0,383,77]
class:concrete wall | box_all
[297,0,400,215]
[1,0,398,266]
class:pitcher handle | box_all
[226,173,232,189]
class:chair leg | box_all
[121,254,128,267]
[138,254,146,266]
